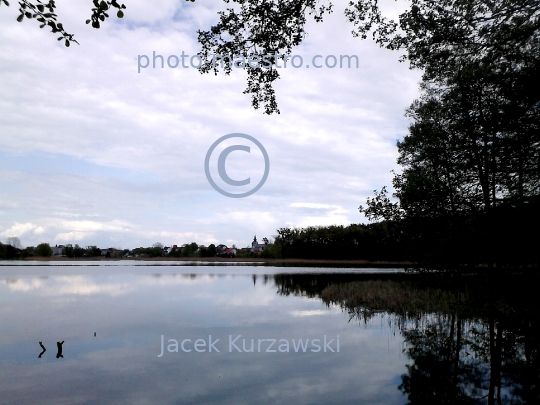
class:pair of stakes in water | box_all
[38,341,64,358]
[38,333,96,358]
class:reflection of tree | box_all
[274,273,400,299]
[276,274,540,405]
[6,237,22,249]
[398,315,484,404]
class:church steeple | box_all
[252,235,258,247]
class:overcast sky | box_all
[0,0,422,249]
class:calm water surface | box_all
[0,264,538,404]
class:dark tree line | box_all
[0,241,53,259]
[0,241,22,259]
[166,243,218,258]
[63,245,101,258]
[272,223,405,261]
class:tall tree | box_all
[355,0,540,266]
[6,237,22,249]
[35,242,52,257]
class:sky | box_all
[0,0,422,250]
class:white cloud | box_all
[57,219,134,233]
[0,1,421,249]
[33,226,45,235]
[290,203,342,210]
[0,222,41,238]
[54,231,93,242]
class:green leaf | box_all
[99,1,108,10]
[117,10,123,18]
[65,39,70,47]
[16,14,23,22]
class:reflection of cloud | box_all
[0,272,409,405]
[3,274,215,297]
[5,278,44,291]
[226,291,277,308]
[5,276,132,296]
[290,309,333,317]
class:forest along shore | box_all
[12,256,416,267]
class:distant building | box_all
[216,244,236,257]
[101,248,115,257]
[51,244,65,256]
[251,236,267,254]
[224,247,236,257]
[216,244,228,255]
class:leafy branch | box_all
[7,0,79,46]
[85,0,126,29]
[0,0,127,46]
[196,0,334,115]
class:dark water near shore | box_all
[0,264,538,404]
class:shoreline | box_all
[9,256,417,268]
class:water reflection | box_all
[0,268,538,404]
[279,273,540,405]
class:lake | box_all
[0,262,538,404]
